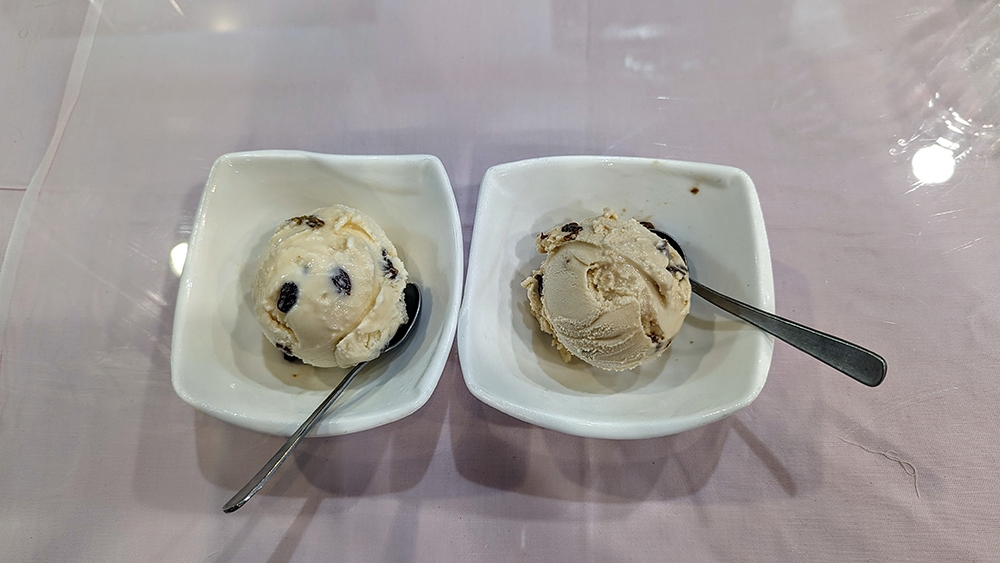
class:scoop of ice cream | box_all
[252,205,408,368]
[521,208,691,371]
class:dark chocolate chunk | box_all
[381,249,399,280]
[287,215,325,229]
[560,222,583,241]
[331,267,352,295]
[690,187,700,195]
[667,264,688,276]
[275,343,301,363]
[539,232,548,240]
[276,282,298,313]
[650,332,671,348]
[534,274,544,297]
[657,240,690,273]
[639,221,656,231]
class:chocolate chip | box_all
[690,187,700,195]
[331,267,352,295]
[648,333,671,350]
[657,240,689,271]
[667,264,688,276]
[534,274,543,297]
[276,282,298,313]
[275,343,301,363]
[287,215,325,229]
[539,232,548,240]
[381,249,399,280]
[639,221,656,231]
[560,222,583,241]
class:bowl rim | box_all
[170,149,464,436]
[458,154,774,440]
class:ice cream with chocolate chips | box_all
[521,208,690,371]
[252,204,408,368]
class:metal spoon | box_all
[223,283,422,513]
[649,229,886,387]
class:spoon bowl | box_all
[223,283,422,513]
[648,228,886,387]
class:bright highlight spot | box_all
[911,144,955,184]
[212,17,238,33]
[170,242,189,277]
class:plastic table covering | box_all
[1,0,999,561]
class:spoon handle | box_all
[222,362,367,513]
[690,279,886,387]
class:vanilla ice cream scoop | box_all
[521,208,691,371]
[252,205,408,368]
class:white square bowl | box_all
[171,151,463,436]
[458,156,774,440]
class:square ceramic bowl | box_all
[172,151,463,436]
[458,156,774,440]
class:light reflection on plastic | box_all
[170,242,188,277]
[624,54,655,76]
[911,144,956,184]
[602,24,665,41]
[212,17,238,33]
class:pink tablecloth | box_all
[1,0,998,560]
